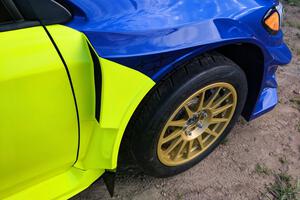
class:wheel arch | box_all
[215,43,264,120]
[150,41,265,121]
[118,41,265,168]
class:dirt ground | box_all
[72,3,300,200]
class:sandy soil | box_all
[72,4,300,200]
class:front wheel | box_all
[127,53,248,177]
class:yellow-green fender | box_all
[46,25,155,170]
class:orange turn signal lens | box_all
[264,11,280,32]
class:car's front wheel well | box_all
[118,43,265,170]
[215,43,264,120]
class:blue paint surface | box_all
[64,0,291,120]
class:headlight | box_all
[263,3,283,34]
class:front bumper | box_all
[249,42,291,120]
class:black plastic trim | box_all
[88,44,102,122]
[2,0,23,21]
[102,171,116,197]
[0,0,71,32]
[14,0,72,25]
[0,0,39,32]
[0,20,39,32]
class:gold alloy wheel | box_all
[157,82,237,166]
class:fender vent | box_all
[88,44,102,122]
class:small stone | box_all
[293,90,300,95]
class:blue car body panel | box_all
[64,0,291,120]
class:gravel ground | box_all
[72,3,300,200]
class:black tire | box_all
[125,52,248,177]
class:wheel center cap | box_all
[186,114,199,126]
[183,110,211,140]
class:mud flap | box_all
[102,171,116,197]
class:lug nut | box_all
[200,111,208,118]
[185,131,192,136]
[197,122,203,128]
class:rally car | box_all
[0,0,291,199]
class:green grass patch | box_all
[283,0,300,6]
[255,163,272,176]
[220,138,229,145]
[290,97,300,110]
[265,173,300,200]
[279,157,289,165]
[286,20,300,30]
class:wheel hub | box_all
[183,110,211,140]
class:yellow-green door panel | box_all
[0,27,78,198]
[45,25,97,164]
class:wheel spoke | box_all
[161,129,182,144]
[175,140,187,159]
[186,141,193,159]
[212,91,232,109]
[212,123,219,131]
[168,119,186,127]
[205,88,221,108]
[197,135,204,149]
[196,92,205,112]
[184,105,194,118]
[212,104,233,116]
[205,128,218,137]
[165,137,183,154]
[202,134,211,143]
[210,117,229,124]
